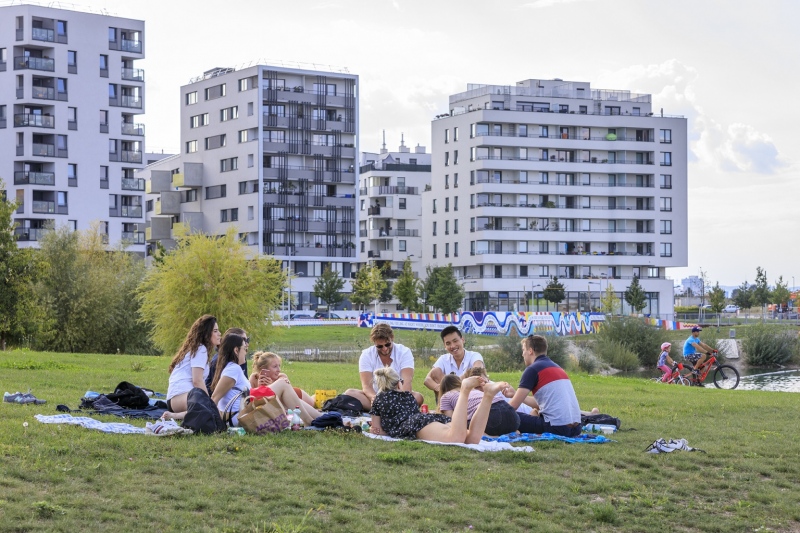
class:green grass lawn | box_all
[1,349,799,532]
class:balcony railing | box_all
[472,249,654,257]
[32,143,55,157]
[32,200,55,213]
[31,27,55,42]
[120,150,142,163]
[120,39,142,53]
[121,231,145,244]
[120,205,143,218]
[473,225,654,234]
[122,177,145,191]
[121,122,145,135]
[367,206,381,215]
[15,56,55,72]
[121,67,145,81]
[14,113,55,128]
[31,86,56,100]
[474,155,654,165]
[14,171,55,185]
[473,176,653,188]
[472,201,653,211]
[14,227,51,241]
[110,95,143,109]
[472,131,654,142]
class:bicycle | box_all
[688,350,740,389]
[650,362,692,386]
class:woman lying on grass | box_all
[249,351,315,408]
[437,369,520,437]
[163,314,220,419]
[369,367,508,444]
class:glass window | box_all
[186,91,197,105]
[660,220,672,234]
[399,240,407,252]
[68,50,77,66]
[661,152,672,166]
[660,174,672,189]
[660,197,672,212]
[660,129,672,143]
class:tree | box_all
[312,266,345,310]
[708,282,726,313]
[350,264,386,311]
[771,275,791,310]
[139,225,285,356]
[393,258,420,311]
[752,266,771,318]
[543,276,565,309]
[423,265,464,314]
[732,281,753,313]
[600,283,620,316]
[624,275,647,314]
[379,280,393,304]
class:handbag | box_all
[222,388,249,428]
[237,392,291,435]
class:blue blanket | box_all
[483,432,612,444]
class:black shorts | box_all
[484,401,521,436]
[518,413,581,437]
[166,398,174,412]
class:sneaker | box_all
[145,418,192,436]
[3,392,46,405]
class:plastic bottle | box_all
[360,418,370,432]
[291,407,303,431]
[583,423,616,434]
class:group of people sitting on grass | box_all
[163,316,597,443]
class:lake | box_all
[737,369,800,393]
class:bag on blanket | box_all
[321,394,363,417]
[182,387,226,435]
[105,381,150,409]
[237,393,291,435]
[581,413,621,430]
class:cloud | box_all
[522,0,594,8]
[600,59,784,174]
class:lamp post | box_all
[527,283,542,312]
[457,278,477,312]
[588,281,600,313]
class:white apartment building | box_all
[359,135,430,285]
[426,78,687,316]
[141,64,358,309]
[1,4,146,250]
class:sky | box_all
[90,0,799,289]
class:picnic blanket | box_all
[364,432,534,453]
[484,432,613,444]
[35,414,145,435]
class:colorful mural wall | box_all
[358,311,606,336]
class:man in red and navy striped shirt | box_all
[506,335,582,437]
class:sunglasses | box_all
[242,337,250,343]
[375,342,392,349]
[398,379,404,384]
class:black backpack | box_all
[321,394,364,417]
[182,387,226,434]
[580,413,622,430]
[105,381,150,409]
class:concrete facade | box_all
[1,4,146,250]
[140,64,358,309]
[426,78,687,316]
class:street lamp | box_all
[588,281,600,313]
[526,283,542,312]
[458,279,477,312]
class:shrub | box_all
[544,333,569,368]
[483,332,525,372]
[593,337,640,372]
[596,318,669,367]
[743,324,799,367]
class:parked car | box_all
[282,313,313,320]
[723,305,740,313]
[313,312,342,319]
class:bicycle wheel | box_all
[713,364,740,390]
[675,375,692,386]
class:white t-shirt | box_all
[358,342,414,393]
[167,345,210,400]
[215,362,251,426]
[432,350,484,376]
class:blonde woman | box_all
[249,351,315,408]
[369,367,508,444]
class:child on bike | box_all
[657,342,675,383]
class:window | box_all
[444,152,449,166]
[660,220,672,234]
[186,91,197,105]
[360,241,365,253]
[519,124,528,137]
[266,105,285,117]
[67,50,77,67]
[454,127,459,141]
[220,106,238,121]
[57,20,67,37]
[231,208,238,222]
[248,154,254,167]
[432,244,437,258]
[444,129,450,143]
[57,191,67,207]
[432,221,437,236]
[454,242,459,257]
[648,267,659,278]
[399,198,406,209]
[206,184,226,199]
[454,220,459,234]
[220,157,238,172]
[445,243,449,257]
[238,129,250,143]
[183,189,198,202]
[453,173,459,188]
[190,113,209,128]
[263,78,285,90]
[239,180,257,194]
[445,198,450,212]
[579,105,587,114]
[660,197,672,212]
[67,163,77,179]
[248,206,254,220]
[632,107,641,116]
[99,54,108,72]
[247,102,254,116]
[108,27,116,42]
[220,209,228,222]
[186,140,197,153]
[660,129,672,143]
[312,83,337,95]
[204,83,226,100]
[540,266,549,277]
[660,242,672,257]
[660,174,672,189]
[540,172,549,184]
[265,130,285,142]
[205,134,226,149]
[453,150,459,165]
[360,199,364,211]
[445,221,449,235]
[57,78,67,97]
[399,240,407,252]
[432,199,437,213]
[661,152,672,166]
[67,107,77,128]
[454,197,459,211]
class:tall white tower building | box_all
[1,4,146,250]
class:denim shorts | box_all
[484,401,521,436]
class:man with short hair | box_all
[344,323,422,409]
[683,326,715,381]
[423,326,484,397]
[504,335,582,437]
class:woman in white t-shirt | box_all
[163,315,221,419]
[210,333,250,426]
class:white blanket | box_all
[35,414,146,434]
[364,432,534,452]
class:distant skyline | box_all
[75,0,798,287]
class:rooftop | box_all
[450,82,651,105]
[189,59,353,84]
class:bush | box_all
[577,348,602,374]
[593,337,640,372]
[483,331,571,372]
[544,333,569,368]
[596,318,670,367]
[743,324,799,367]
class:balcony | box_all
[120,205,143,218]
[110,95,143,109]
[14,56,55,72]
[121,150,142,163]
[14,171,55,185]
[146,217,172,242]
[119,39,143,53]
[14,227,50,241]
[362,186,420,196]
[31,27,55,42]
[121,122,145,136]
[121,67,145,82]
[122,177,145,191]
[14,113,55,128]
[32,200,55,214]
[31,143,55,157]
[121,231,145,245]
[146,171,174,193]
[154,191,180,215]
[369,229,420,239]
[368,206,381,216]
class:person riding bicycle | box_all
[683,326,715,382]
[657,342,675,383]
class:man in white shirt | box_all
[423,326,484,398]
[344,323,423,409]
